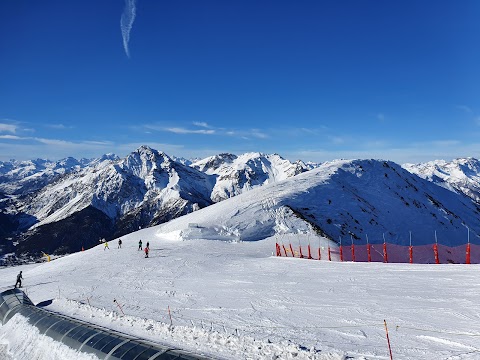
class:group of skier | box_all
[13,237,153,289]
[106,238,151,257]
[138,239,150,258]
[102,238,125,250]
[104,238,151,257]
[107,237,151,257]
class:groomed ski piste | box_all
[1,163,480,359]
[2,232,480,360]
[2,234,480,359]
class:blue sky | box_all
[1,0,479,164]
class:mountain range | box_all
[1,146,479,262]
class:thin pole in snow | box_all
[168,305,173,328]
[384,319,394,360]
[462,222,471,248]
[366,234,371,262]
[113,298,125,316]
[350,234,355,262]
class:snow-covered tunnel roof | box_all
[0,289,217,360]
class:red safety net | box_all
[276,242,480,264]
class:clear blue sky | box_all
[1,0,479,163]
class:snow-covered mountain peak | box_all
[11,147,214,249]
[5,148,480,258]
[119,146,173,178]
[157,157,480,248]
[404,157,480,202]
[0,157,97,195]
[192,153,238,173]
[191,152,309,202]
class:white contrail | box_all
[121,0,136,58]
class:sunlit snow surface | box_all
[2,158,480,358]
[1,228,480,359]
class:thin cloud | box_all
[0,136,117,161]
[455,105,480,127]
[456,105,474,114]
[193,122,210,128]
[34,138,73,146]
[143,123,217,135]
[221,129,269,139]
[46,124,74,130]
[328,136,346,145]
[0,135,24,140]
[0,123,18,134]
[299,128,320,135]
[121,0,137,58]
[84,140,114,146]
[251,130,268,139]
[165,127,216,135]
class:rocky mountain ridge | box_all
[1,148,480,261]
[403,157,480,203]
[0,146,308,259]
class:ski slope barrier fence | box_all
[0,288,216,360]
[275,241,480,264]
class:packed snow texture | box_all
[1,223,480,359]
[2,154,480,358]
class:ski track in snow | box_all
[2,227,480,359]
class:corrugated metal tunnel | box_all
[0,288,218,360]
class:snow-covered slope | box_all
[5,149,312,256]
[191,152,308,201]
[2,157,480,358]
[1,216,480,359]
[404,157,480,203]
[4,148,480,258]
[154,158,480,247]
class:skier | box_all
[138,239,143,251]
[146,241,150,249]
[118,238,122,249]
[104,241,110,250]
[144,246,149,258]
[14,271,23,288]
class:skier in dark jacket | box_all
[118,239,122,249]
[138,239,142,251]
[15,271,23,288]
[146,241,150,249]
